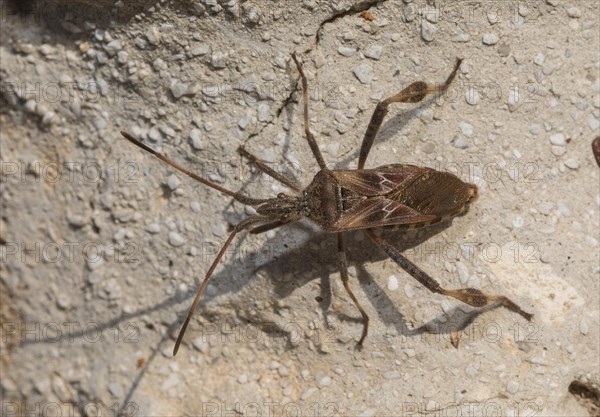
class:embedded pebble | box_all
[549,133,566,146]
[191,45,210,56]
[551,146,566,156]
[451,33,470,42]
[364,45,382,60]
[191,202,201,213]
[538,202,553,215]
[145,27,161,46]
[564,158,579,169]
[300,387,317,400]
[587,114,600,131]
[556,201,571,217]
[580,322,589,335]
[506,380,520,394]
[257,103,270,122]
[318,376,331,387]
[452,137,469,149]
[534,52,545,66]
[168,231,186,247]
[421,21,437,42]
[482,33,499,45]
[189,129,203,150]
[353,64,374,84]
[170,81,196,99]
[104,40,122,56]
[167,175,181,190]
[459,121,474,137]
[108,383,123,397]
[456,262,469,285]
[338,46,356,57]
[145,223,161,234]
[567,7,581,18]
[529,124,541,135]
[383,370,401,380]
[212,223,227,237]
[387,275,398,291]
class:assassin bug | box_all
[121,53,533,355]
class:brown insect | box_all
[121,53,532,356]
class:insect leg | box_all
[358,58,462,170]
[337,232,369,348]
[238,146,303,192]
[366,229,533,321]
[173,215,272,355]
[291,52,328,170]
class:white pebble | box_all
[212,223,227,237]
[456,262,469,285]
[421,21,437,42]
[387,275,399,291]
[580,322,589,335]
[353,64,374,84]
[512,216,525,228]
[145,223,161,234]
[191,202,201,213]
[167,175,181,190]
[587,113,600,131]
[338,46,356,57]
[451,33,470,42]
[533,52,545,66]
[404,284,414,298]
[564,158,579,169]
[482,33,499,45]
[551,146,566,156]
[556,201,571,217]
[168,231,186,247]
[459,121,474,137]
[549,133,566,146]
[145,27,161,45]
[189,129,202,150]
[364,45,382,60]
[465,88,480,105]
[529,124,541,135]
[506,380,519,394]
[567,7,581,18]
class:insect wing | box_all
[332,196,436,231]
[332,164,426,196]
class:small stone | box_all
[145,223,161,234]
[117,51,128,64]
[459,121,474,137]
[211,51,228,69]
[167,175,181,190]
[564,158,579,169]
[168,231,186,247]
[383,370,401,380]
[587,114,600,131]
[451,33,470,42]
[257,103,270,122]
[551,146,566,156]
[108,383,123,398]
[192,337,209,353]
[452,137,469,149]
[557,201,571,217]
[170,81,197,99]
[238,374,248,384]
[567,7,581,18]
[212,223,227,237]
[104,40,122,56]
[529,124,541,135]
[300,387,317,400]
[191,202,201,213]
[387,275,398,291]
[421,21,437,42]
[549,133,566,146]
[338,46,356,57]
[145,27,161,46]
[506,380,519,394]
[534,52,545,66]
[364,45,382,60]
[482,33,499,45]
[189,129,203,150]
[353,64,374,84]
[318,376,331,387]
[191,45,210,56]
[580,322,589,335]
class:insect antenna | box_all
[120,131,268,206]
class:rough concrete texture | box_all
[1,0,599,416]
